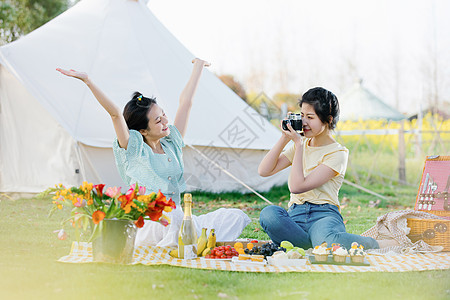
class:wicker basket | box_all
[407,156,450,251]
[407,214,450,251]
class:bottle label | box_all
[183,245,197,260]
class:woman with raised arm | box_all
[57,59,250,247]
[258,87,382,250]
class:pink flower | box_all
[158,215,170,226]
[73,197,86,207]
[129,183,146,195]
[139,186,146,195]
[53,229,67,240]
[105,186,122,198]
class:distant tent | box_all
[0,0,288,194]
[339,80,405,121]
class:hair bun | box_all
[132,91,143,99]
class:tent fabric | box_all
[339,81,405,121]
[0,0,288,193]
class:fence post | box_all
[398,121,406,184]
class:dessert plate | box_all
[307,255,370,266]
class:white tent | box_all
[339,80,405,121]
[0,0,288,194]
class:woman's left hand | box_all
[192,58,211,67]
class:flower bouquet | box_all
[42,182,176,263]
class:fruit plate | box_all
[307,255,370,266]
[267,257,308,267]
[231,256,267,266]
[200,257,232,262]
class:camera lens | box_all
[292,119,302,131]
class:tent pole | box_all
[343,179,389,201]
[186,145,274,205]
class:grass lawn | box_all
[1,183,449,300]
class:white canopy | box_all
[339,81,405,121]
[0,0,288,194]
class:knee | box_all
[309,217,345,247]
[259,205,286,228]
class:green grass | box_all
[1,184,449,300]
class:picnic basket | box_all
[407,155,450,251]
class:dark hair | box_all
[299,87,339,130]
[123,92,157,131]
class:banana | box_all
[169,249,179,258]
[202,247,212,257]
[197,228,208,255]
[206,228,216,249]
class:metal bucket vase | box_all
[92,219,137,264]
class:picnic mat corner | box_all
[59,242,450,273]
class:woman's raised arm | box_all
[56,68,130,149]
[173,58,210,138]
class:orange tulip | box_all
[134,216,145,228]
[92,210,106,224]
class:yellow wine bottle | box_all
[178,193,197,259]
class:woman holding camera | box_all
[57,58,250,247]
[258,87,380,250]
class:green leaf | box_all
[105,200,116,219]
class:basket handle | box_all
[407,223,448,242]
[408,229,436,242]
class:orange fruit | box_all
[247,242,254,250]
[234,242,244,249]
[237,248,245,254]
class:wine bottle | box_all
[178,193,197,259]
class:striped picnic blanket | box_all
[58,242,450,273]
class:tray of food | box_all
[309,242,370,266]
[267,256,308,267]
[266,243,308,266]
[231,255,267,266]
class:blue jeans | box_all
[259,203,379,250]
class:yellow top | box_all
[282,138,348,208]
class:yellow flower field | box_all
[335,113,449,186]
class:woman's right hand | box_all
[56,68,88,82]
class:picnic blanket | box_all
[58,242,450,273]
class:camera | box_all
[282,114,303,131]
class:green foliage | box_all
[272,92,301,112]
[218,74,247,102]
[0,0,73,44]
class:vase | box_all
[92,219,137,264]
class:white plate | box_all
[267,257,308,266]
[231,256,267,266]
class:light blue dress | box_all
[112,125,251,247]
[113,125,185,205]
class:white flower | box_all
[53,229,67,240]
